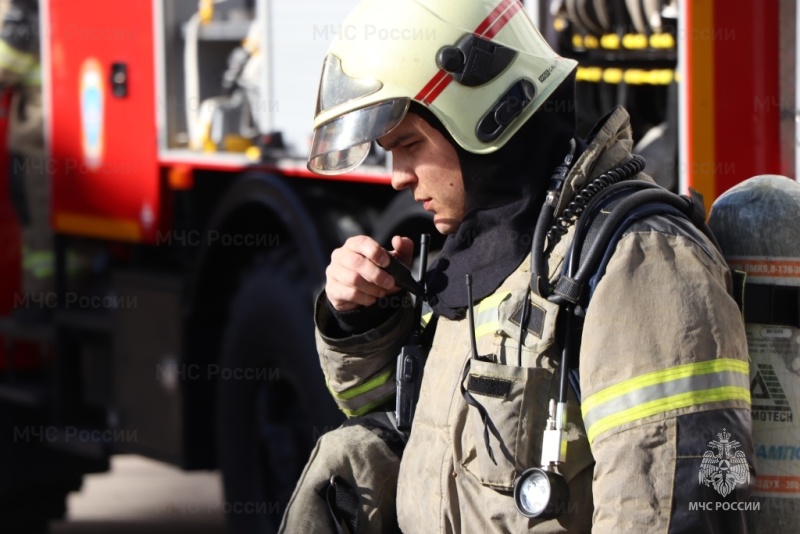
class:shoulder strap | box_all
[549,181,719,405]
[551,183,714,308]
[324,475,359,534]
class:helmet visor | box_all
[308,98,410,175]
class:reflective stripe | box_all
[582,358,751,444]
[474,291,511,338]
[341,391,395,418]
[332,289,511,415]
[332,367,393,402]
[328,366,396,417]
[421,312,432,328]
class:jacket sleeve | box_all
[579,216,755,533]
[314,290,415,417]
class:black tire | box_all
[0,477,81,533]
[0,407,87,534]
[216,253,344,533]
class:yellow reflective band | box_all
[585,387,751,444]
[341,392,395,418]
[478,291,511,312]
[475,322,498,339]
[582,359,749,413]
[330,367,394,402]
[582,358,751,444]
[421,312,433,328]
[474,291,511,339]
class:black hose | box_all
[566,179,660,277]
[572,188,692,282]
[548,155,646,246]
[531,202,556,296]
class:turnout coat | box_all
[308,107,754,533]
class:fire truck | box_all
[0,0,796,532]
[1,1,436,531]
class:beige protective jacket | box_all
[315,107,754,532]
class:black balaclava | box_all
[417,72,578,319]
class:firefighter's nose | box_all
[390,163,417,191]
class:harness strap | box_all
[324,475,359,534]
[324,410,409,534]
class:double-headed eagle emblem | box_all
[698,429,751,497]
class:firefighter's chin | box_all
[434,216,461,236]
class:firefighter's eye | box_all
[401,140,421,152]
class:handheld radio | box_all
[394,234,430,431]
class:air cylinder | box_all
[708,175,800,531]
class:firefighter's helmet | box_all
[308,0,578,174]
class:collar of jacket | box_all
[423,84,578,320]
[554,106,636,217]
[427,106,638,320]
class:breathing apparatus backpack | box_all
[546,165,719,309]
[501,149,737,520]
[529,151,728,401]
[525,156,800,524]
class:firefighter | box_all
[281,0,754,531]
[0,0,51,320]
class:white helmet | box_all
[308,0,578,174]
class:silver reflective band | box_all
[581,358,751,444]
[308,99,410,175]
[316,54,383,115]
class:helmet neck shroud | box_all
[421,72,578,319]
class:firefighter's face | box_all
[379,113,466,235]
